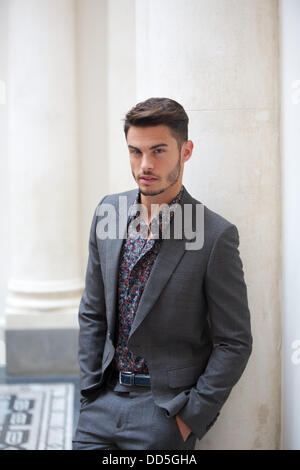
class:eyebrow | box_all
[128,143,168,151]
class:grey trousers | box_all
[72,381,197,450]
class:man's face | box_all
[127,125,185,197]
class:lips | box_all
[139,176,158,183]
[140,176,157,186]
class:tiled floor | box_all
[0,366,81,439]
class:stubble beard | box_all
[134,152,182,197]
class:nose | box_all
[140,153,154,172]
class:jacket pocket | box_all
[80,388,102,409]
[167,364,200,389]
[80,396,90,409]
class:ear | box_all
[181,140,193,163]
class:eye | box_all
[129,148,141,155]
[153,148,165,154]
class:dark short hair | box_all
[123,97,189,147]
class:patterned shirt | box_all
[113,185,184,374]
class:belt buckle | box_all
[119,371,135,386]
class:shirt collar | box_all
[127,185,184,240]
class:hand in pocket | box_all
[175,415,192,442]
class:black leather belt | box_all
[118,371,151,387]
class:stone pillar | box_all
[0,0,9,366]
[135,0,281,449]
[6,0,82,375]
[76,0,110,262]
[280,0,300,450]
[107,0,136,194]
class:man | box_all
[72,97,252,450]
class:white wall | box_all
[107,0,136,195]
[280,0,300,450]
[76,0,110,274]
[0,0,9,364]
[76,0,137,269]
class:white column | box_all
[0,0,9,366]
[280,0,300,450]
[107,0,137,194]
[6,0,82,374]
[76,0,110,265]
[136,0,281,449]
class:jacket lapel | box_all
[128,235,187,340]
[104,189,137,336]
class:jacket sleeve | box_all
[177,223,253,439]
[78,197,108,396]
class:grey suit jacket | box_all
[78,185,252,440]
